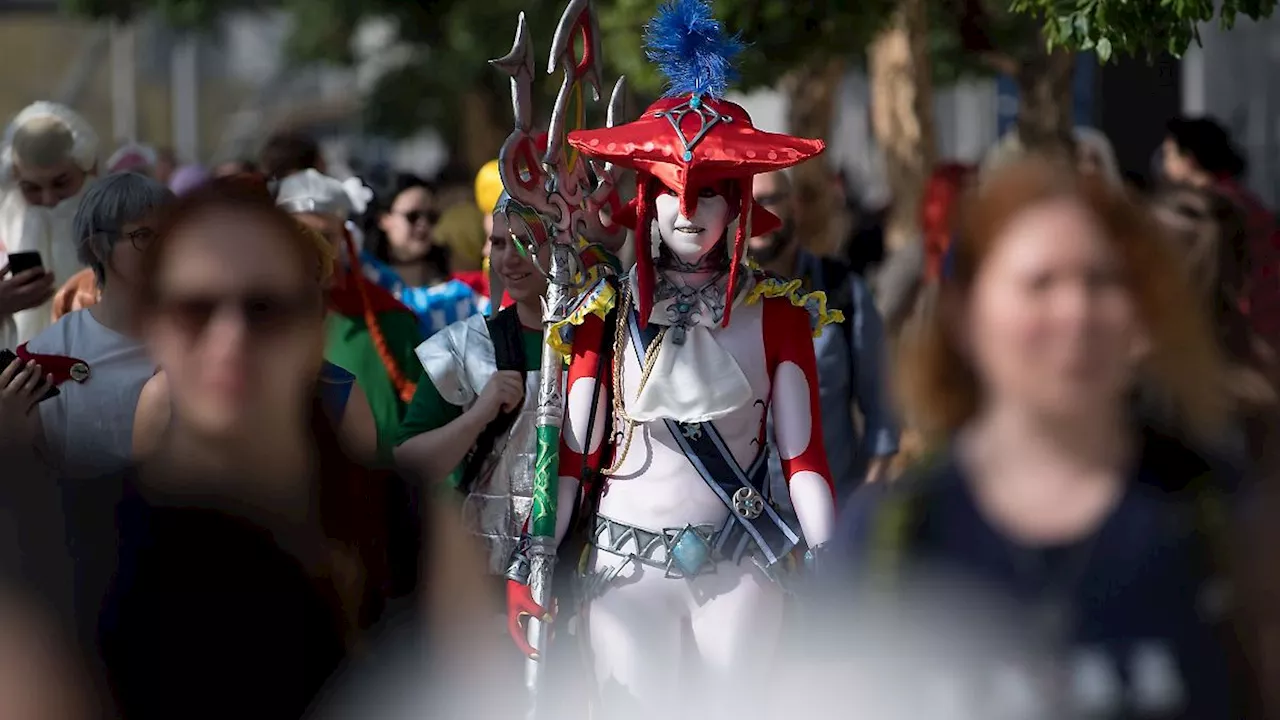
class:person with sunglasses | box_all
[129,173,380,467]
[76,183,408,713]
[8,172,172,478]
[362,174,485,338]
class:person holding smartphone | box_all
[16,173,172,477]
[0,260,56,348]
[0,355,53,450]
[0,102,101,343]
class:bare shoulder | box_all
[131,371,170,459]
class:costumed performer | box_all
[505,1,839,715]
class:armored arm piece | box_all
[763,298,837,549]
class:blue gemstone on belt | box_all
[670,527,710,576]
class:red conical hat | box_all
[569,95,822,219]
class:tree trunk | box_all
[868,0,936,257]
[459,88,508,175]
[782,57,845,256]
[1014,46,1076,161]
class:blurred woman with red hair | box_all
[833,158,1255,716]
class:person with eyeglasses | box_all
[5,172,172,478]
[361,174,485,338]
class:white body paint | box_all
[561,299,808,713]
[654,192,729,263]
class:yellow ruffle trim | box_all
[744,276,844,337]
[546,279,617,358]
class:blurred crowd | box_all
[0,82,1274,720]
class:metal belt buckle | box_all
[732,487,765,520]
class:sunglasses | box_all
[155,291,321,339]
[396,209,440,226]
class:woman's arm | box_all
[131,371,170,460]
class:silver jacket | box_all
[415,313,539,575]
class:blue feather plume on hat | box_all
[644,0,744,100]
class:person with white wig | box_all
[0,102,100,345]
[12,172,172,477]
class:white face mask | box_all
[655,191,730,265]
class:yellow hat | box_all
[475,160,503,215]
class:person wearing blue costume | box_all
[360,174,485,338]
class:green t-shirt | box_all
[325,310,425,464]
[397,326,543,486]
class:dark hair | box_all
[259,132,321,181]
[363,173,449,273]
[1166,117,1246,179]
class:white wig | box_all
[0,101,99,183]
[274,168,372,220]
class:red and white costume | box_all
[505,1,843,713]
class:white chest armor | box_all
[417,313,540,575]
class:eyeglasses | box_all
[126,227,157,251]
[155,291,321,339]
[396,209,440,226]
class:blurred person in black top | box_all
[831,159,1256,718]
[60,179,415,719]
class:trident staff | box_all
[489,0,625,710]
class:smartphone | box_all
[5,251,43,275]
[0,349,60,402]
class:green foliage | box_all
[1008,0,1279,61]
[67,0,1273,144]
[597,0,897,95]
[60,0,260,28]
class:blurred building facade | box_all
[0,3,446,177]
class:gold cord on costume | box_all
[603,286,666,476]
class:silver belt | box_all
[590,514,721,579]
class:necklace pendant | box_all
[670,325,687,345]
